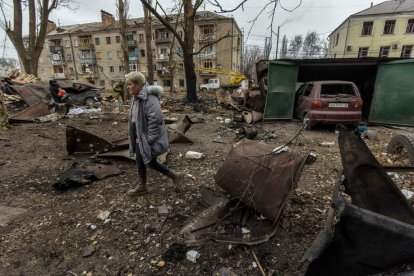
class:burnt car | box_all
[57,80,103,106]
[294,80,363,129]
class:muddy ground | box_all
[0,99,413,276]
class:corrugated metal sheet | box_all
[263,61,298,119]
[369,59,414,126]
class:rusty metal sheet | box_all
[338,129,414,224]
[166,115,193,144]
[215,139,307,221]
[66,126,115,154]
[11,85,45,106]
[10,102,51,121]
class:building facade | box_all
[327,0,414,58]
[36,10,242,92]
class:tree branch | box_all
[208,0,248,13]
[193,0,204,12]
[139,0,184,48]
[193,33,231,55]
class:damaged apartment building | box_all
[35,10,242,91]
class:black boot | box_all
[127,177,147,196]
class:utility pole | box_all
[275,26,280,59]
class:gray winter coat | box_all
[128,85,169,164]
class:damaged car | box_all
[294,80,363,130]
[57,80,103,106]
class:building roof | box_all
[353,0,414,16]
[46,11,233,37]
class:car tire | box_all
[303,113,311,130]
[201,88,207,93]
[387,134,414,165]
[84,97,96,106]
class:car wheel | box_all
[84,97,96,106]
[201,88,207,92]
[387,134,414,165]
[303,113,311,130]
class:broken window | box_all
[179,79,184,87]
[379,46,390,58]
[126,34,134,41]
[358,47,369,58]
[116,36,121,43]
[203,60,213,68]
[106,37,111,44]
[140,49,145,57]
[109,66,114,73]
[383,20,396,35]
[50,39,61,46]
[401,45,413,58]
[138,34,144,42]
[362,21,373,35]
[163,80,171,86]
[406,19,414,33]
[95,37,100,45]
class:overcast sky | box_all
[1,0,383,60]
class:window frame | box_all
[401,45,413,58]
[358,47,369,58]
[362,21,373,36]
[106,37,111,44]
[379,46,390,58]
[383,20,396,35]
[406,19,414,33]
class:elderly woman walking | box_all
[126,71,183,196]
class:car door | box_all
[296,83,313,119]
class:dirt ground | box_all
[1,99,414,276]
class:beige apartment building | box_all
[37,10,242,92]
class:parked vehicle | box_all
[294,80,363,129]
[200,78,220,91]
[58,80,103,106]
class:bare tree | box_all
[142,0,154,84]
[288,35,302,59]
[303,31,321,58]
[241,45,263,78]
[280,34,288,59]
[140,0,230,103]
[0,0,74,76]
[167,2,183,96]
[117,0,130,74]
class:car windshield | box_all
[320,84,356,97]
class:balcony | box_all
[199,52,216,60]
[79,55,96,64]
[127,40,137,47]
[156,54,169,61]
[155,37,171,43]
[78,43,94,50]
[199,33,216,41]
[157,69,171,77]
[49,45,64,53]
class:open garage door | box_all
[263,61,298,119]
[369,59,414,126]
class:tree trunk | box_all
[143,0,154,84]
[118,0,130,75]
[182,0,197,103]
[183,50,197,103]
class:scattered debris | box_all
[163,243,188,263]
[186,250,200,263]
[82,245,96,258]
[157,204,169,215]
[318,141,335,147]
[185,151,204,159]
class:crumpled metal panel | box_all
[303,129,414,275]
[53,161,121,190]
[66,126,115,154]
[10,102,51,121]
[339,129,414,224]
[166,115,193,144]
[11,85,45,106]
[215,139,307,221]
[305,198,414,276]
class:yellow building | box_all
[328,0,414,58]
